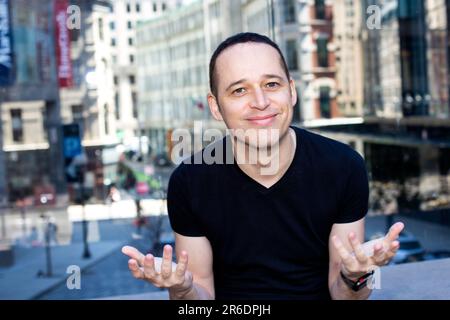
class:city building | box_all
[426,0,449,118]
[297,0,338,120]
[108,0,183,143]
[0,0,66,203]
[59,0,120,199]
[333,0,365,117]
[377,0,429,118]
[316,0,450,219]
[361,0,383,116]
[136,0,240,156]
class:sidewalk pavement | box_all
[0,240,123,300]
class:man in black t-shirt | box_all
[122,33,404,300]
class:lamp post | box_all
[73,154,91,259]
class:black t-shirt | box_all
[167,126,369,300]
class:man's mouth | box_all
[246,114,278,126]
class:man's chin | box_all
[234,136,280,150]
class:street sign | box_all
[62,124,83,182]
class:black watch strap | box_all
[340,270,374,292]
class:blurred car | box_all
[391,231,426,264]
[422,250,450,261]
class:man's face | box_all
[208,42,297,149]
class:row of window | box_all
[111,37,134,46]
[137,9,203,44]
[125,1,167,13]
[114,75,136,86]
[283,0,328,24]
[285,38,329,71]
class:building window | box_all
[286,40,298,71]
[104,104,110,135]
[136,3,141,12]
[129,75,135,84]
[132,92,138,118]
[127,21,132,29]
[70,27,80,42]
[10,109,23,143]
[315,0,326,20]
[42,106,49,140]
[115,93,120,120]
[317,37,329,67]
[319,86,331,118]
[98,18,104,40]
[109,21,115,30]
[111,38,116,46]
[283,0,296,24]
[162,2,166,11]
[113,76,118,85]
[129,54,135,64]
[128,37,134,46]
[126,2,131,12]
[153,2,157,12]
[71,105,84,134]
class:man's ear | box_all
[289,78,298,107]
[207,93,223,121]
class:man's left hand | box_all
[332,222,405,280]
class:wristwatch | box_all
[340,270,374,292]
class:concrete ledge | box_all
[99,290,169,300]
[370,258,450,300]
[103,258,450,300]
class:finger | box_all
[128,259,144,279]
[385,222,405,243]
[143,254,157,279]
[175,251,188,278]
[122,246,145,266]
[386,240,400,258]
[160,245,173,279]
[348,233,368,263]
[372,243,386,265]
[332,236,355,267]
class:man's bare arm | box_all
[169,233,214,299]
[329,219,404,300]
[329,218,371,300]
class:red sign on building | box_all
[54,0,73,88]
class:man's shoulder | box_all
[293,126,365,165]
[171,137,231,181]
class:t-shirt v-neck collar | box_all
[230,127,302,195]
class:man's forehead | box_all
[215,42,286,81]
[216,42,281,64]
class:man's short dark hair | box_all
[209,32,290,98]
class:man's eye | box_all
[266,82,280,88]
[232,88,246,95]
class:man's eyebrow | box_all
[262,74,285,81]
[225,79,247,92]
[225,74,286,92]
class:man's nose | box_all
[250,88,270,110]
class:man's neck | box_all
[233,128,296,188]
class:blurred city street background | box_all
[1,0,450,299]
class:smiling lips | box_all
[246,114,278,126]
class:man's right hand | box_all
[121,244,193,297]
